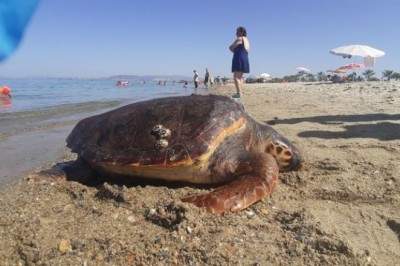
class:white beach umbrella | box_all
[295,67,311,73]
[330,44,385,58]
[260,73,271,78]
[296,67,311,76]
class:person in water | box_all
[204,68,210,89]
[1,86,12,97]
[193,70,200,89]
[229,26,250,99]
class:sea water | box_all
[0,78,194,136]
[0,78,191,113]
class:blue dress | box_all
[231,42,250,73]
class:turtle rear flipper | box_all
[181,154,279,214]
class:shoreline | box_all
[0,100,122,184]
[0,81,399,265]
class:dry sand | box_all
[0,81,399,265]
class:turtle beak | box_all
[290,151,305,171]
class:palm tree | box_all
[317,72,327,81]
[382,70,394,81]
[362,69,375,81]
[392,72,400,81]
[282,75,298,82]
[305,73,316,82]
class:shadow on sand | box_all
[297,122,400,141]
[266,114,400,141]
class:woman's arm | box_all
[242,37,250,52]
[229,37,242,52]
[229,37,250,52]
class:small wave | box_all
[0,100,122,138]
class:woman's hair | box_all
[237,26,247,37]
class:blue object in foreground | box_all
[0,0,39,62]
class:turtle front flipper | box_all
[28,157,99,184]
[181,154,279,214]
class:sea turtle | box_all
[30,94,304,213]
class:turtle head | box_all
[265,137,304,172]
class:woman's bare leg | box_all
[233,72,243,95]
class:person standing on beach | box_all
[229,26,250,98]
[193,70,200,89]
[204,68,210,89]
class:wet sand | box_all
[0,81,399,265]
[0,101,121,184]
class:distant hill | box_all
[0,75,193,82]
[107,75,191,82]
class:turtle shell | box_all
[67,95,246,178]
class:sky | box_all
[0,0,399,79]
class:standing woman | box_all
[229,26,250,98]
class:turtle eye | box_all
[276,146,283,154]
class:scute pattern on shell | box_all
[67,95,246,166]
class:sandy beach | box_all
[0,81,399,265]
